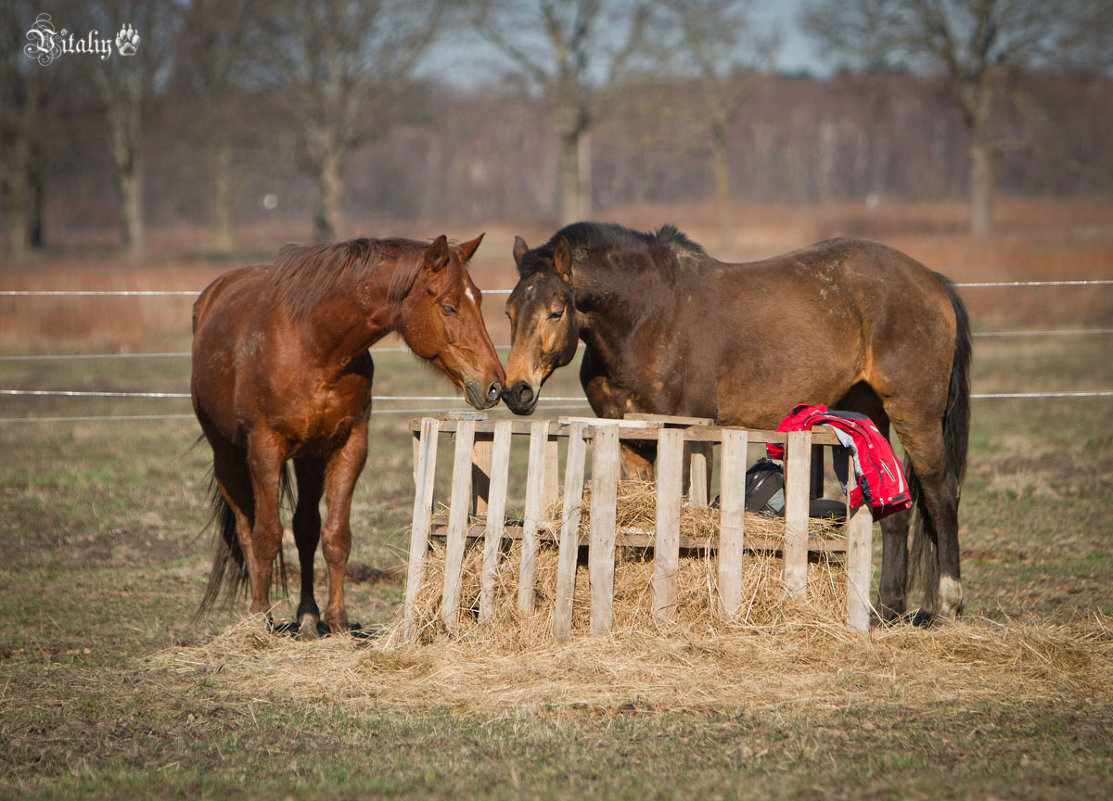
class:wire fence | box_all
[2,280,1111,424]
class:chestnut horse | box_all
[192,234,504,637]
[503,223,971,624]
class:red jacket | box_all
[766,403,913,521]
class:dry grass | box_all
[151,478,1113,715]
[151,603,1113,716]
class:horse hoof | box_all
[911,609,936,627]
[296,614,321,641]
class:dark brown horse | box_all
[503,223,971,624]
[192,234,504,637]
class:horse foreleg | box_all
[246,435,287,619]
[319,423,369,634]
[293,456,326,640]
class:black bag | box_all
[744,458,785,516]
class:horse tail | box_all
[909,273,972,611]
[195,462,292,619]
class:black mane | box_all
[518,222,704,277]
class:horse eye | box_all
[548,308,564,320]
[441,303,458,315]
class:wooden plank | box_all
[653,427,684,622]
[479,422,512,624]
[846,499,873,632]
[625,412,714,426]
[430,521,847,556]
[783,430,811,599]
[687,441,712,507]
[716,429,748,617]
[553,422,586,643]
[471,432,493,516]
[542,431,560,514]
[440,419,476,634]
[518,420,550,615]
[408,417,841,447]
[589,425,621,637]
[401,418,439,646]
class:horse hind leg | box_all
[199,437,255,616]
[293,456,326,640]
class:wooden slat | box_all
[846,500,873,632]
[716,428,748,617]
[653,427,684,622]
[783,430,811,599]
[409,417,841,447]
[553,422,586,643]
[471,432,493,516]
[688,441,712,507]
[480,421,512,624]
[518,420,550,615]
[430,521,847,556]
[440,419,476,634]
[589,425,621,637]
[542,431,560,514]
[401,418,439,646]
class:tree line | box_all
[2,0,1111,260]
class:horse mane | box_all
[522,222,704,277]
[267,237,428,321]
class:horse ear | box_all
[553,236,573,284]
[424,235,450,272]
[513,236,529,266]
[457,233,484,262]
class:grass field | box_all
[2,198,1112,799]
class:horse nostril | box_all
[486,381,501,404]
[516,382,534,407]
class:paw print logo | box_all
[115,23,140,56]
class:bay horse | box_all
[192,234,504,637]
[502,223,971,624]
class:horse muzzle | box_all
[464,378,502,410]
[503,379,539,415]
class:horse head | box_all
[502,235,580,415]
[400,234,505,410]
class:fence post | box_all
[717,428,748,617]
[783,430,811,599]
[653,427,684,622]
[687,441,712,508]
[401,418,439,646]
[553,422,586,643]
[846,500,873,632]
[589,425,620,636]
[518,420,550,615]
[440,419,476,634]
[480,421,512,625]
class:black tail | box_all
[195,464,292,619]
[909,274,972,609]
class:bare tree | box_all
[79,1,180,258]
[802,0,1113,235]
[472,0,652,223]
[175,0,263,252]
[656,0,776,245]
[2,3,48,259]
[261,0,446,242]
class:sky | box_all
[424,0,827,87]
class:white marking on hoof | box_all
[297,613,321,641]
[938,576,964,620]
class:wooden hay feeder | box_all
[399,413,874,645]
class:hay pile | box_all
[149,479,1113,714]
[569,479,845,543]
[152,610,1113,714]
